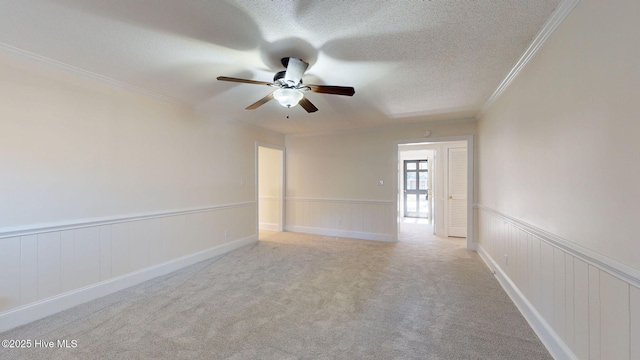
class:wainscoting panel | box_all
[0,202,257,333]
[0,237,21,311]
[631,286,640,359]
[286,198,396,242]
[476,205,640,360]
[20,235,38,306]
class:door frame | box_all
[255,142,286,235]
[396,135,475,250]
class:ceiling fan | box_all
[217,57,355,113]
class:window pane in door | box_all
[419,177,428,190]
[419,196,429,214]
[406,194,417,213]
[419,161,428,170]
[406,172,417,190]
[407,162,417,170]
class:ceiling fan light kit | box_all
[217,57,355,113]
[273,88,303,108]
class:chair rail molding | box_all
[286,197,396,242]
[0,201,255,240]
[0,201,258,332]
[475,203,639,359]
[474,204,640,287]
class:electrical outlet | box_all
[224,230,229,238]
[240,179,244,186]
[378,180,384,186]
[504,254,508,266]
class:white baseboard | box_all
[0,235,257,333]
[285,225,395,242]
[476,244,577,360]
[259,222,279,231]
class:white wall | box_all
[476,0,640,358]
[0,48,284,331]
[285,120,476,242]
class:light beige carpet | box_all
[0,230,552,359]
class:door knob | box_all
[449,195,453,199]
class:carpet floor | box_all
[0,228,552,359]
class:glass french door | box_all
[404,160,429,218]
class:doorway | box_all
[257,144,285,236]
[397,137,473,248]
[403,159,431,219]
[403,159,430,219]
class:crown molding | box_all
[0,42,189,108]
[477,0,580,119]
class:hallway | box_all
[398,217,466,246]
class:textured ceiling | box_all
[0,0,561,135]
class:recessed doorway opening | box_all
[257,144,285,239]
[397,137,473,249]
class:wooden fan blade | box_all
[298,96,318,113]
[284,57,309,85]
[217,76,273,86]
[246,93,274,110]
[307,84,355,96]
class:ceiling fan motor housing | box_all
[273,70,303,88]
[273,70,286,82]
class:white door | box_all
[447,147,467,237]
